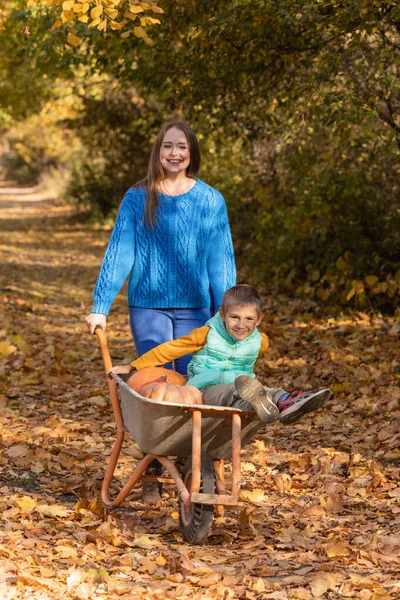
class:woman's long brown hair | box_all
[135,120,201,228]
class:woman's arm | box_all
[207,192,236,312]
[91,191,138,316]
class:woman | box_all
[86,120,236,375]
[85,120,236,503]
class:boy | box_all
[109,284,332,426]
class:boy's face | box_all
[220,304,262,341]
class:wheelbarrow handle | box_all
[93,325,125,431]
[94,325,113,372]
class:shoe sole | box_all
[280,389,332,425]
[235,375,279,424]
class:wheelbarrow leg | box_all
[102,453,156,508]
[101,428,125,505]
[231,413,242,496]
[214,460,225,517]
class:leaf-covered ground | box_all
[0,184,399,600]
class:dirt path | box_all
[0,186,399,599]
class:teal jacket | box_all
[187,313,262,390]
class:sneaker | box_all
[235,375,279,424]
[278,388,332,425]
[142,480,163,504]
[142,459,163,504]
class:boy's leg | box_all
[202,379,279,424]
[265,386,332,425]
[202,383,246,409]
[234,376,279,424]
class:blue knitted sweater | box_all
[92,179,236,314]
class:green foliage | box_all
[66,84,163,215]
[5,94,83,183]
[1,0,399,310]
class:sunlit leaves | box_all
[67,31,81,44]
[25,0,163,45]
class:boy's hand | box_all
[107,364,134,378]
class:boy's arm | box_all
[260,333,269,353]
[131,326,210,370]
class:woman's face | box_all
[160,126,191,176]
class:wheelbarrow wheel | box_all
[179,451,215,544]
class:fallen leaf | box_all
[35,504,70,517]
[240,488,265,503]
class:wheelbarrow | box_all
[95,327,262,544]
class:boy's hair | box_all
[220,284,264,315]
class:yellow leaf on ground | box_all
[319,494,343,512]
[310,573,339,597]
[39,566,56,578]
[253,578,266,593]
[274,473,292,492]
[138,557,158,574]
[6,445,28,458]
[36,504,70,517]
[56,545,79,559]
[326,541,351,558]
[151,4,163,13]
[16,496,37,514]
[3,507,20,519]
[66,569,89,588]
[0,340,17,356]
[240,488,265,503]
[132,535,157,549]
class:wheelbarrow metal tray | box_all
[116,377,262,460]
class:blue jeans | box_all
[129,307,212,375]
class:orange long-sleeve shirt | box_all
[131,326,269,370]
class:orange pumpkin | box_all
[137,381,203,405]
[127,366,186,391]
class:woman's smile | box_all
[160,126,191,175]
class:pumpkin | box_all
[137,381,203,405]
[127,366,186,391]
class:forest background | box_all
[1,0,400,310]
[0,3,400,599]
